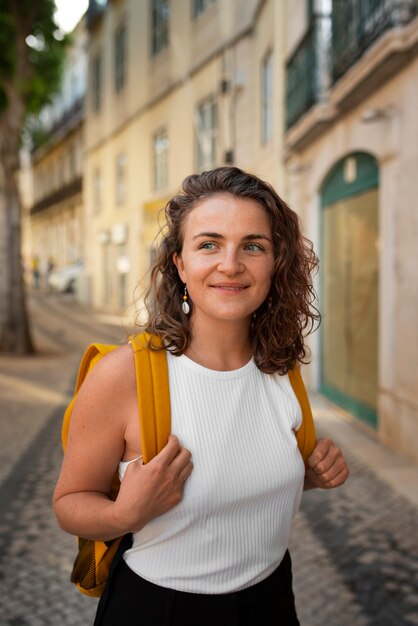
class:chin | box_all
[215,308,253,322]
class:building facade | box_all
[28,18,87,291]
[83,0,286,312]
[283,0,418,462]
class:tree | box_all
[0,0,67,353]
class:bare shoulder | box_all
[76,342,135,404]
[68,342,137,443]
[58,343,138,495]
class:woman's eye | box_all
[199,242,217,250]
[245,243,264,252]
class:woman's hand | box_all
[304,438,349,490]
[114,435,193,533]
[53,345,193,542]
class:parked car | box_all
[48,260,83,293]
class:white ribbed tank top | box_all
[121,352,305,594]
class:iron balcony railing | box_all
[332,0,418,83]
[285,0,417,129]
[285,15,331,130]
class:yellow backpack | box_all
[61,332,316,598]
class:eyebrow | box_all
[193,232,272,242]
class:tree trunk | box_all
[0,115,34,354]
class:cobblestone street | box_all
[1,292,417,625]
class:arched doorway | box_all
[320,152,379,427]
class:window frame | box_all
[196,96,217,171]
[261,50,273,145]
[114,23,127,93]
[153,127,169,191]
[91,54,102,113]
[93,167,102,215]
[115,153,127,206]
[150,0,169,57]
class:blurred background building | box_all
[82,0,285,311]
[26,16,87,292]
[23,0,418,464]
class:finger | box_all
[313,444,343,475]
[178,460,193,484]
[307,438,332,469]
[316,456,345,483]
[322,466,349,489]
[171,447,192,476]
[153,435,181,465]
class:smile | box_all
[211,284,248,292]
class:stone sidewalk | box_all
[290,399,418,626]
[0,292,417,625]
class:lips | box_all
[211,283,249,291]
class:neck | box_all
[185,317,252,371]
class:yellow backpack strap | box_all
[288,367,316,463]
[62,343,117,450]
[129,332,171,464]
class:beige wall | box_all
[285,1,308,57]
[251,0,286,189]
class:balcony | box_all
[31,97,84,155]
[286,22,317,130]
[285,0,418,149]
[332,0,418,83]
[30,177,82,215]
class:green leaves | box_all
[0,0,68,115]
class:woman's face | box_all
[173,193,275,328]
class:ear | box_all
[172,252,186,283]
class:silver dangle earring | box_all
[182,285,190,315]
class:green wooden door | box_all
[320,153,379,427]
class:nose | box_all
[217,248,244,277]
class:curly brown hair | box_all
[142,166,320,373]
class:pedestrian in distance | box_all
[46,257,55,290]
[53,166,349,626]
[31,255,41,289]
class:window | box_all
[153,129,169,190]
[192,0,215,18]
[69,144,76,179]
[70,73,77,101]
[261,51,273,144]
[58,156,65,186]
[196,97,217,170]
[151,0,169,56]
[92,55,102,113]
[54,162,60,190]
[93,168,102,214]
[114,24,127,93]
[116,153,127,205]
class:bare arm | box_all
[53,345,193,541]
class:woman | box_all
[54,167,349,626]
